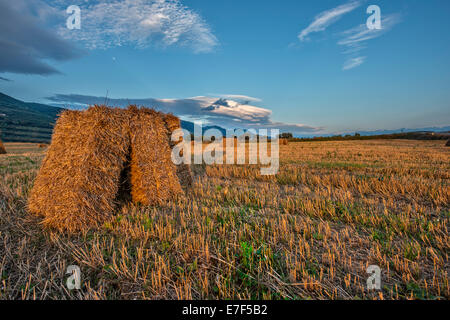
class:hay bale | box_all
[280,138,288,145]
[128,106,184,205]
[0,140,6,154]
[28,105,191,232]
[446,139,450,147]
[28,106,131,232]
[162,113,193,188]
[37,143,47,148]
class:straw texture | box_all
[28,106,131,232]
[28,105,191,232]
[129,107,184,205]
[163,113,193,188]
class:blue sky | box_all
[1,0,449,134]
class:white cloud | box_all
[51,0,218,53]
[202,98,272,121]
[47,94,322,133]
[298,1,361,41]
[338,14,401,47]
[297,2,401,70]
[342,56,365,70]
[213,94,262,103]
[338,14,401,70]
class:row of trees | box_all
[279,131,449,142]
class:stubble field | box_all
[0,140,448,299]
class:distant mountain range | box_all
[343,127,450,136]
[0,92,225,143]
[179,120,226,137]
[295,127,450,139]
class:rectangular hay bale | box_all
[129,107,184,205]
[28,106,131,232]
[28,105,192,232]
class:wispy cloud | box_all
[342,56,366,70]
[338,13,401,47]
[298,1,361,41]
[339,13,402,70]
[297,2,401,70]
[46,94,322,134]
[51,0,218,53]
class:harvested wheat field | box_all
[27,105,190,233]
[0,139,448,299]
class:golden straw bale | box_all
[129,106,183,205]
[162,113,193,188]
[28,106,131,232]
[163,113,182,133]
[28,105,192,232]
[280,138,288,145]
[0,140,6,154]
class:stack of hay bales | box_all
[28,105,192,232]
[0,139,6,154]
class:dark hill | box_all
[0,92,225,143]
[0,92,64,143]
